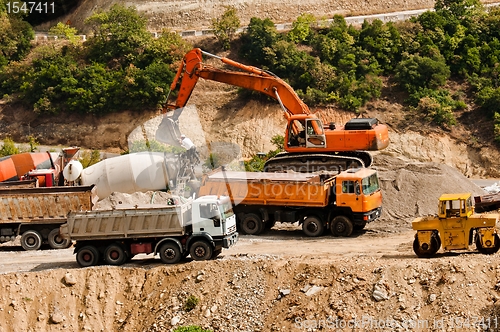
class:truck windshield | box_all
[361,173,379,195]
[220,202,234,219]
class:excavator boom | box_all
[165,48,310,120]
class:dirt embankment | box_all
[2,254,500,332]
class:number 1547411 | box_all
[7,2,55,14]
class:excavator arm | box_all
[164,48,311,120]
[157,48,321,146]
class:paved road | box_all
[471,178,500,189]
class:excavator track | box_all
[263,152,373,173]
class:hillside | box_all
[37,0,441,32]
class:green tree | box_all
[434,0,484,21]
[211,6,240,50]
[239,17,279,66]
[48,22,80,45]
[357,20,402,73]
[395,49,450,93]
[79,150,101,168]
[0,2,34,68]
[84,4,152,67]
[287,13,316,44]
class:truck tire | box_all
[190,240,213,261]
[76,245,100,267]
[330,216,354,237]
[476,233,500,255]
[302,216,324,237]
[241,213,263,235]
[47,228,71,250]
[21,230,42,251]
[104,243,127,266]
[158,242,182,264]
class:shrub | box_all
[211,6,240,50]
[395,50,450,93]
[0,137,19,157]
[79,150,101,168]
[183,295,199,312]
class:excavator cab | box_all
[305,119,326,148]
[286,117,326,149]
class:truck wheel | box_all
[159,242,182,264]
[413,234,440,258]
[76,245,100,267]
[47,228,71,250]
[104,244,127,266]
[330,216,353,237]
[241,213,263,235]
[476,234,500,255]
[190,240,213,261]
[302,216,324,237]
[21,230,42,251]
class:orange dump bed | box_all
[198,171,334,207]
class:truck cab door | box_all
[305,119,326,148]
[336,180,363,212]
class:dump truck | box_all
[197,168,383,237]
[60,195,238,267]
[473,192,500,213]
[412,193,500,258]
[0,185,97,250]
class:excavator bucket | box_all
[155,108,184,147]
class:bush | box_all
[211,6,240,50]
[395,50,450,93]
[203,153,221,171]
[415,96,457,127]
[183,295,199,312]
[0,137,19,157]
[239,17,279,66]
[407,88,459,127]
[79,150,101,168]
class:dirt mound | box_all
[95,191,175,210]
[374,153,486,223]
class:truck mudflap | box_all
[352,207,382,224]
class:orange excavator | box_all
[156,48,389,172]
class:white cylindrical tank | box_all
[63,160,84,182]
[80,152,170,200]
